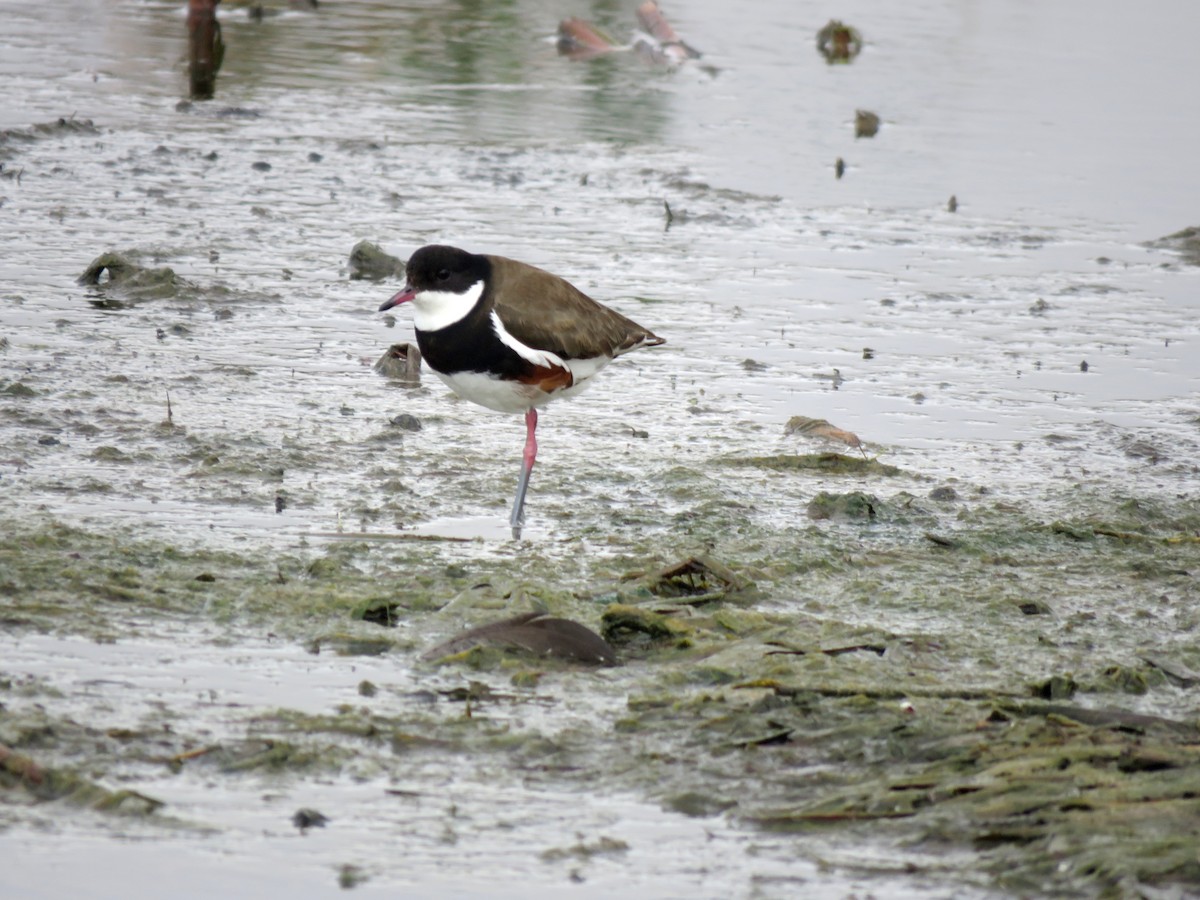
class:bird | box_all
[378,244,665,537]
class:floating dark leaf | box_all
[292,808,329,831]
[855,110,880,138]
[817,20,863,63]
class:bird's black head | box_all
[405,245,490,295]
[378,244,492,314]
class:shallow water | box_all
[2,0,1199,896]
[5,628,985,899]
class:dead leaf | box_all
[422,612,616,666]
[784,415,862,448]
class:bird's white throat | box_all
[412,279,484,333]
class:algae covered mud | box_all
[3,0,1200,897]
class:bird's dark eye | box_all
[436,268,451,282]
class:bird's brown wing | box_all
[486,255,664,360]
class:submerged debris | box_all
[633,0,702,65]
[806,490,879,522]
[816,20,863,63]
[338,864,368,890]
[353,597,402,626]
[422,611,617,666]
[634,554,755,604]
[349,240,406,281]
[784,415,862,450]
[76,251,188,304]
[556,18,619,60]
[855,110,881,138]
[292,807,329,831]
[389,413,422,431]
[374,342,422,383]
[558,1,701,66]
[601,603,691,647]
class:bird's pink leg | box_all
[523,408,539,472]
[509,408,538,537]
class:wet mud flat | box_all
[2,120,1199,898]
[3,1,1200,896]
[3,470,1199,896]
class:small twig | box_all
[168,745,218,765]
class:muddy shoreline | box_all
[4,474,1198,895]
[3,1,1200,896]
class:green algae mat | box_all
[3,485,1198,895]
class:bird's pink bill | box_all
[379,287,416,312]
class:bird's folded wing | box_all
[488,255,662,359]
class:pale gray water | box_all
[2,629,975,899]
[1,0,1198,896]
[1,0,1196,547]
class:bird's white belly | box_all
[434,359,607,414]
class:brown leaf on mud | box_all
[556,17,618,59]
[785,415,862,449]
[422,612,616,666]
[0,743,45,786]
[373,342,422,383]
[855,110,881,138]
